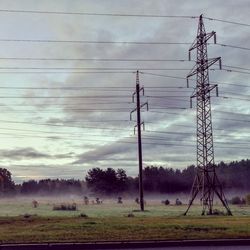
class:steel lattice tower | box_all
[184,15,232,216]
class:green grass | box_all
[1,197,250,217]
[0,197,249,243]
[0,215,250,243]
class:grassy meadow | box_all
[0,196,250,243]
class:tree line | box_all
[0,159,250,196]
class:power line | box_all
[0,126,130,138]
[223,65,250,72]
[0,59,245,76]
[0,103,133,107]
[211,68,250,75]
[213,110,250,117]
[0,38,249,51]
[216,43,250,51]
[0,117,248,136]
[222,91,250,98]
[0,9,198,19]
[0,95,131,99]
[0,94,192,99]
[220,96,250,102]
[0,71,135,74]
[0,93,248,102]
[141,71,250,88]
[0,101,188,107]
[11,117,206,132]
[204,16,250,27]
[0,57,191,62]
[0,9,249,28]
[3,131,250,150]
[0,85,192,89]
[0,119,132,132]
[0,66,192,70]
[142,136,250,146]
[0,128,248,150]
[0,107,188,113]
[0,121,247,140]
[0,38,191,45]
[27,104,246,124]
[0,86,192,92]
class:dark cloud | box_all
[0,148,74,160]
[74,139,137,164]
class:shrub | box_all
[175,198,182,205]
[127,213,135,217]
[53,203,77,211]
[231,196,243,205]
[22,214,37,219]
[32,200,38,208]
[246,194,250,205]
[211,209,225,216]
[161,199,170,205]
[23,213,31,219]
[79,213,88,218]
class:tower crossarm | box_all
[189,31,216,55]
[187,57,222,81]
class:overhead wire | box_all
[0,71,135,74]
[0,37,249,53]
[0,9,249,29]
[0,130,248,150]
[0,9,198,19]
[140,71,250,88]
[0,57,191,62]
[0,66,191,70]
[203,16,250,27]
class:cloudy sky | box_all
[0,0,249,183]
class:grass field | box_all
[0,197,249,243]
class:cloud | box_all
[73,139,137,164]
[0,147,73,160]
[0,0,249,181]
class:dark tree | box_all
[85,168,128,195]
[20,178,84,195]
[21,180,39,194]
[0,168,15,194]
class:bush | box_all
[53,203,77,211]
[79,213,88,218]
[161,199,170,205]
[22,214,37,219]
[211,209,225,216]
[175,198,182,205]
[32,200,38,208]
[23,213,31,219]
[246,194,250,205]
[231,196,243,205]
[127,213,135,217]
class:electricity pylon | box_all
[184,15,232,216]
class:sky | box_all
[0,0,249,183]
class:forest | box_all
[0,159,250,196]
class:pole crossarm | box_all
[130,101,148,120]
[140,101,149,111]
[134,121,145,135]
[132,87,144,103]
